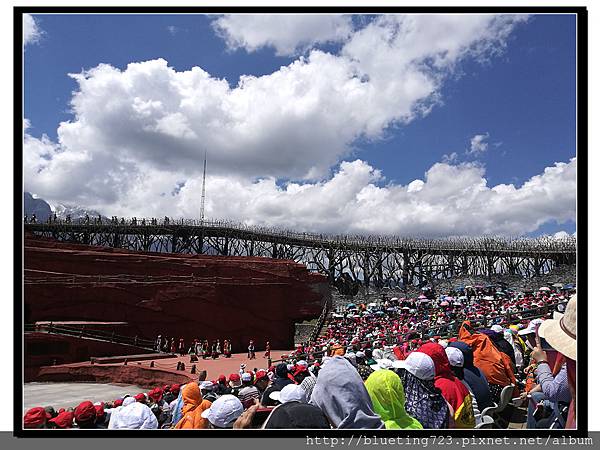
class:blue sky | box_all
[23,13,577,237]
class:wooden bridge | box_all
[25,219,577,287]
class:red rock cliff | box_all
[24,236,330,351]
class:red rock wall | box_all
[24,236,329,353]
[24,332,161,381]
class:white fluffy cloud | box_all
[25,124,576,236]
[24,14,43,47]
[467,132,490,155]
[27,15,529,184]
[212,14,353,56]
[22,13,574,237]
[198,157,577,237]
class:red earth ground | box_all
[35,350,295,388]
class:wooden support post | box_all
[363,251,370,290]
[327,249,336,283]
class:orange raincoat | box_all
[458,321,518,393]
[173,383,212,429]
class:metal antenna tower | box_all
[200,150,207,224]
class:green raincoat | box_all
[365,370,423,430]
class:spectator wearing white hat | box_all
[394,352,450,429]
[445,347,481,426]
[238,372,260,409]
[201,395,244,428]
[518,318,544,351]
[269,384,307,405]
[525,295,576,429]
[200,381,217,403]
[370,359,394,371]
[447,341,494,411]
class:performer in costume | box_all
[223,339,232,358]
[211,340,219,359]
[202,340,209,359]
[248,340,256,360]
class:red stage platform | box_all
[34,350,294,387]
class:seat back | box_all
[475,415,495,429]
[498,384,515,410]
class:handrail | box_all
[308,297,333,343]
[27,323,155,350]
[24,219,577,254]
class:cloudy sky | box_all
[23,13,577,238]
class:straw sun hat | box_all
[538,294,576,361]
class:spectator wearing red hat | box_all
[74,401,98,429]
[254,369,270,394]
[95,403,107,428]
[147,387,171,425]
[215,374,230,396]
[167,385,183,424]
[293,361,310,384]
[148,387,163,404]
[134,393,147,404]
[224,373,240,398]
[23,407,51,429]
[48,410,74,429]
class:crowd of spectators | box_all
[23,284,577,430]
